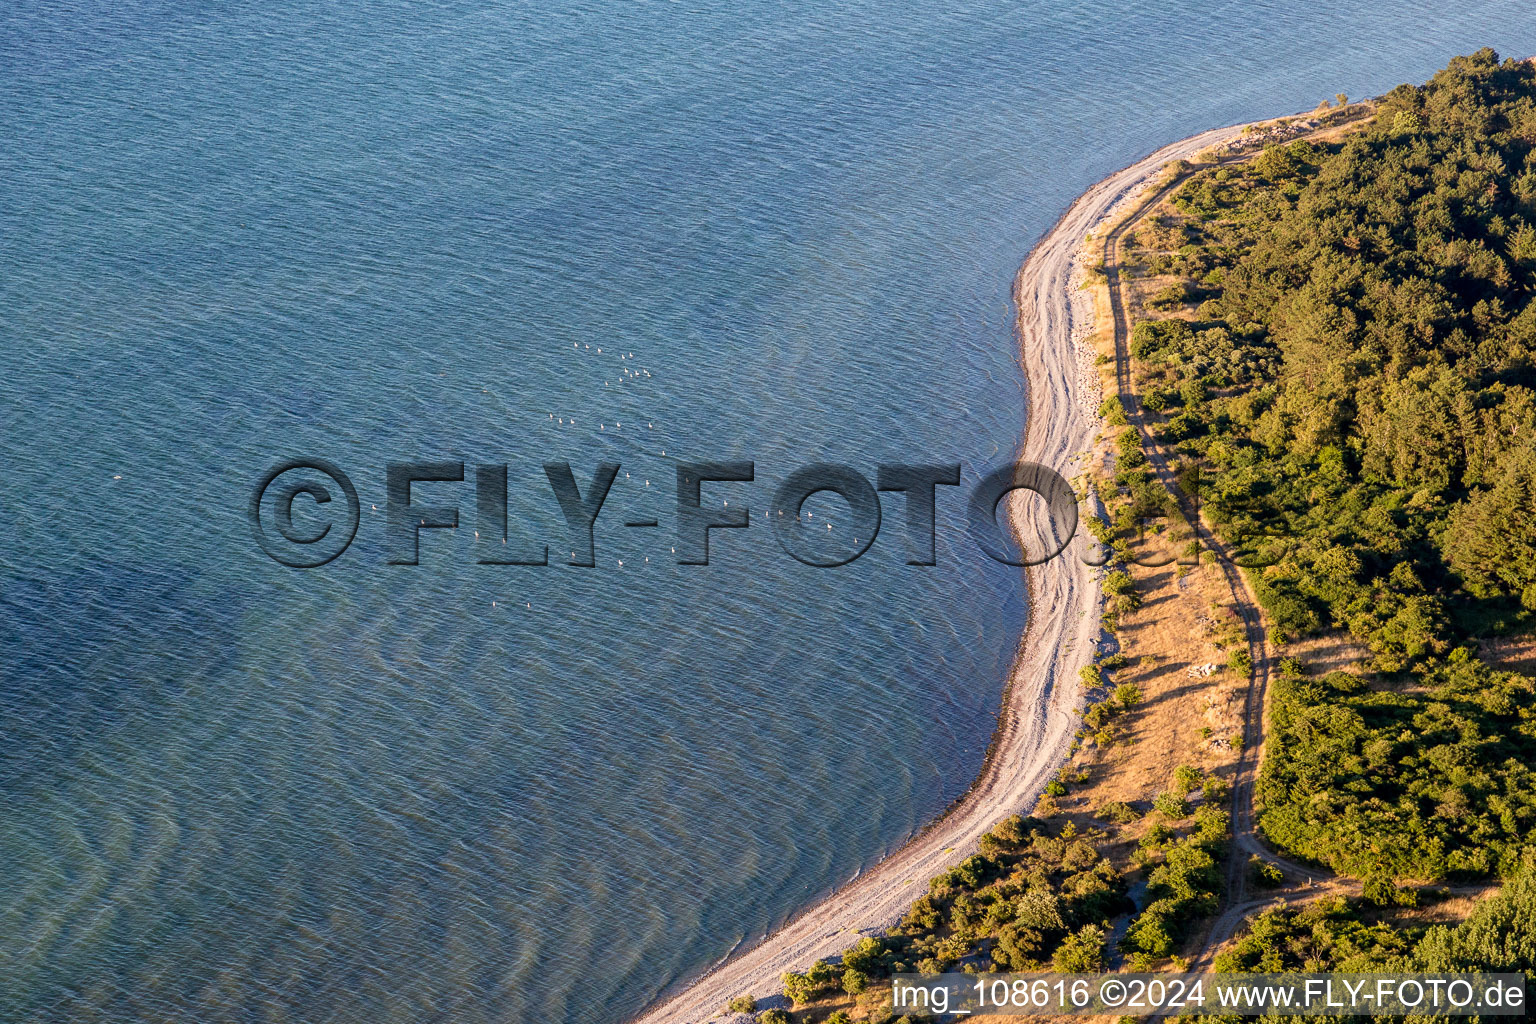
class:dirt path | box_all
[1097,136,1367,970]
[628,124,1248,1024]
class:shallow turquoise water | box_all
[2,3,1533,1021]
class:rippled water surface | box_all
[3,3,1533,1021]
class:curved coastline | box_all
[628,120,1251,1024]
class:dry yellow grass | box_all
[1040,529,1245,866]
[1282,631,1372,675]
[1477,634,1536,673]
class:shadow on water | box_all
[0,561,244,789]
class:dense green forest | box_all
[1212,866,1536,974]
[1197,869,1536,1024]
[1129,50,1536,885]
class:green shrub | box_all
[780,970,814,1006]
[1103,570,1137,598]
[1148,283,1190,310]
[1052,925,1107,972]
[1096,801,1142,824]
[1124,900,1178,956]
[1172,764,1204,796]
[1363,871,1416,908]
[1153,792,1192,819]
[1248,855,1284,888]
[841,936,883,974]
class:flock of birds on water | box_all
[384,341,850,609]
[543,343,848,551]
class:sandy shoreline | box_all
[628,121,1249,1024]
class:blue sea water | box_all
[2,3,1533,1021]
